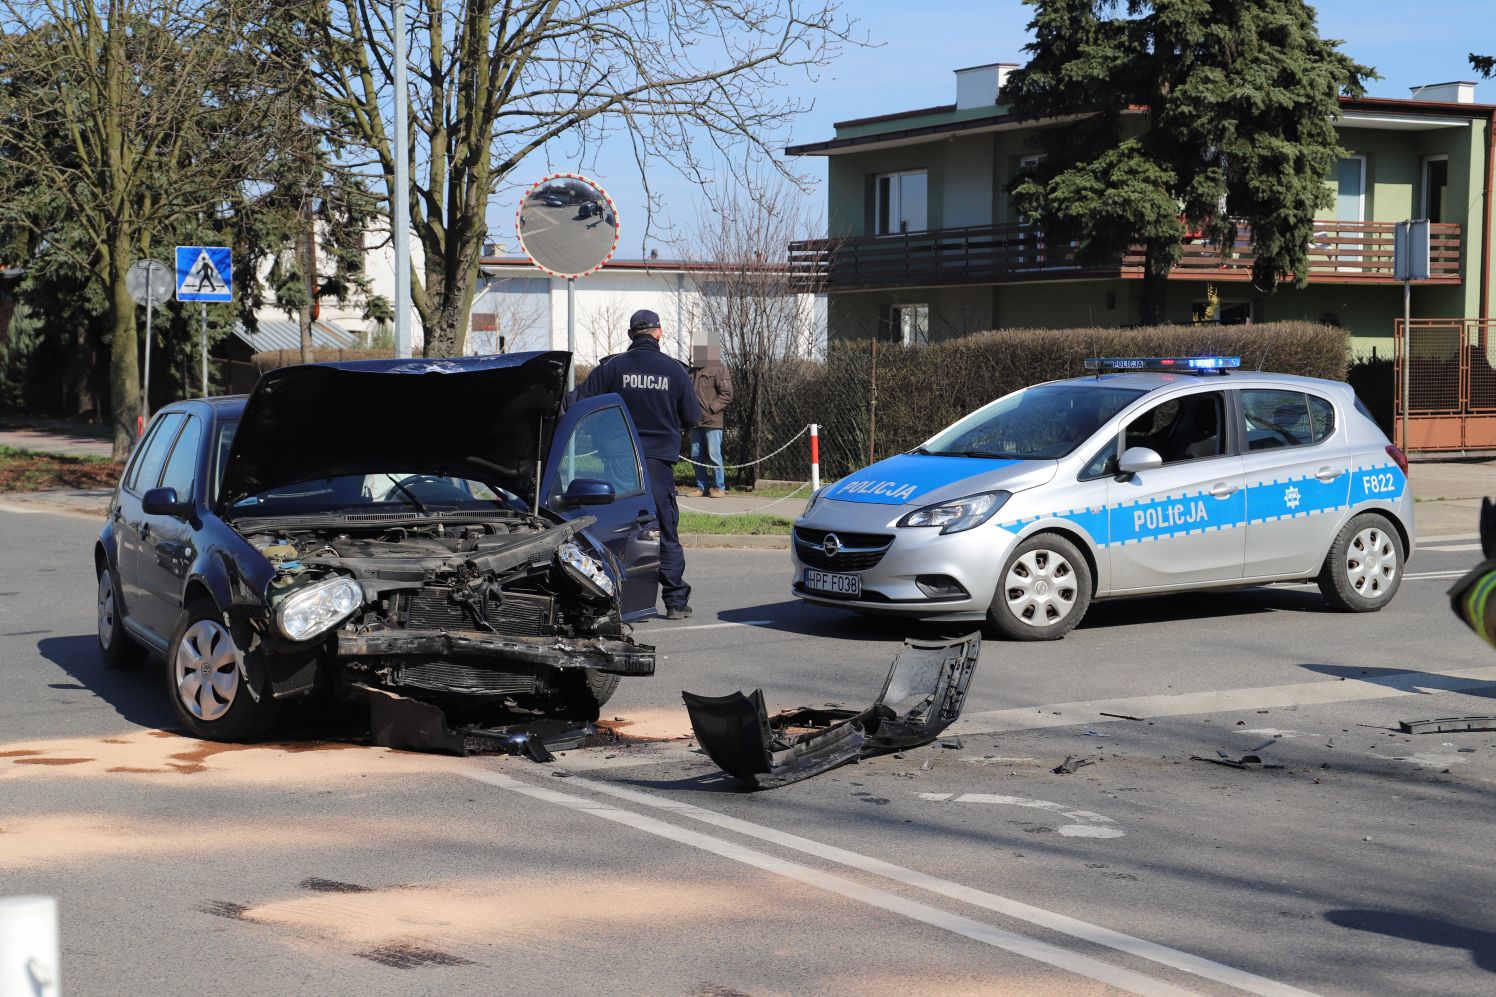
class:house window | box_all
[1422,156,1449,223]
[1191,299,1252,325]
[875,170,928,235]
[879,303,929,345]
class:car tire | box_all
[558,668,620,721]
[165,597,278,741]
[97,567,146,670]
[1318,513,1403,612]
[987,533,1093,641]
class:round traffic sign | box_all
[515,174,619,279]
[126,259,173,305]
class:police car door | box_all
[542,395,661,620]
[1106,387,1247,591]
[1237,386,1350,579]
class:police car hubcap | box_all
[1005,549,1077,626]
[1346,527,1397,599]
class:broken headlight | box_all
[276,575,363,641]
[556,542,616,599]
[897,491,1008,534]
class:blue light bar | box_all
[1083,356,1241,373]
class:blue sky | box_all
[504,0,1492,260]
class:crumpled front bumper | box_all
[336,628,655,675]
[683,633,982,789]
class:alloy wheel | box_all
[174,619,240,722]
[1005,548,1078,627]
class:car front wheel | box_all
[987,534,1093,641]
[1318,513,1403,612]
[166,597,278,741]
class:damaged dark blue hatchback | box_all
[95,353,660,743]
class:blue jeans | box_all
[690,427,725,492]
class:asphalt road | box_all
[4,506,1496,995]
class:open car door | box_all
[542,394,661,621]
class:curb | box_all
[680,532,789,550]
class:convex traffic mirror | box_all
[516,174,619,278]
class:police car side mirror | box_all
[1117,446,1162,477]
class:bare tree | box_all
[581,295,629,366]
[302,0,856,359]
[470,277,548,353]
[0,0,313,456]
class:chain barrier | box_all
[677,480,812,516]
[677,424,810,470]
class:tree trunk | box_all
[1140,241,1173,325]
[108,259,140,460]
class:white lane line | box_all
[1416,543,1484,553]
[462,770,1198,997]
[655,619,775,633]
[955,665,1496,735]
[1416,533,1479,543]
[552,774,1313,997]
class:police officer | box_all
[572,309,701,619]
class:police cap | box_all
[628,309,661,335]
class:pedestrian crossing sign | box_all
[175,246,233,302]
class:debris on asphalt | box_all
[940,738,964,750]
[1397,716,1496,734]
[1053,755,1095,775]
[1190,753,1285,770]
[681,633,981,789]
[1458,747,1477,753]
[921,759,934,771]
[1099,712,1144,721]
[359,684,592,760]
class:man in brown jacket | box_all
[689,342,734,497]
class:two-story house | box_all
[788,63,1494,361]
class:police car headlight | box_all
[898,491,1008,534]
[556,542,616,599]
[276,575,363,641]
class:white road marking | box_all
[538,773,1316,997]
[919,792,1126,838]
[954,665,1496,735]
[657,619,774,633]
[1416,533,1479,543]
[1417,543,1484,553]
[1232,728,1306,739]
[463,770,1200,997]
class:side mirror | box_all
[562,478,616,506]
[1116,446,1163,476]
[141,486,189,518]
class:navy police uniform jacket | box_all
[571,337,702,463]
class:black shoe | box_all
[664,605,693,620]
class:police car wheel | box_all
[987,534,1092,641]
[1317,513,1403,612]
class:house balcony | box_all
[787,221,1463,293]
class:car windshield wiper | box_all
[383,475,428,513]
[920,448,1023,459]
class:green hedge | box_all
[754,321,1351,480]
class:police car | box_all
[792,357,1413,640]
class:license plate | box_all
[804,569,860,597]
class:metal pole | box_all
[566,276,576,391]
[1402,280,1411,452]
[392,0,413,358]
[142,284,153,423]
[809,423,820,493]
[200,303,208,397]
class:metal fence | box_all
[1394,318,1496,452]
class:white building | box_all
[473,255,827,364]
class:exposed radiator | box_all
[400,588,555,636]
[393,659,543,695]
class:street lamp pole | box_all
[392,0,412,358]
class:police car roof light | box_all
[1082,356,1241,375]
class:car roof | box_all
[156,395,248,419]
[1053,370,1349,393]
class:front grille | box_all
[794,527,893,572]
[400,588,555,636]
[392,659,542,695]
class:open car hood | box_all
[219,353,570,508]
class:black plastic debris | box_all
[682,633,981,789]
[360,684,592,760]
[1053,754,1095,775]
[1190,753,1284,770]
[1398,717,1496,734]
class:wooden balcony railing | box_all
[788,220,1463,292]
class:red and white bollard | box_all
[809,424,820,493]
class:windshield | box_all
[230,473,525,517]
[922,384,1146,460]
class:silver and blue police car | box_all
[791,357,1413,640]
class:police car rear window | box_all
[924,385,1145,460]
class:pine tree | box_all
[1006,0,1372,324]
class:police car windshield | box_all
[922,384,1145,460]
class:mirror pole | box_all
[392,0,413,359]
[566,276,576,390]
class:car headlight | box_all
[897,491,1009,534]
[276,575,363,642]
[557,541,616,599]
